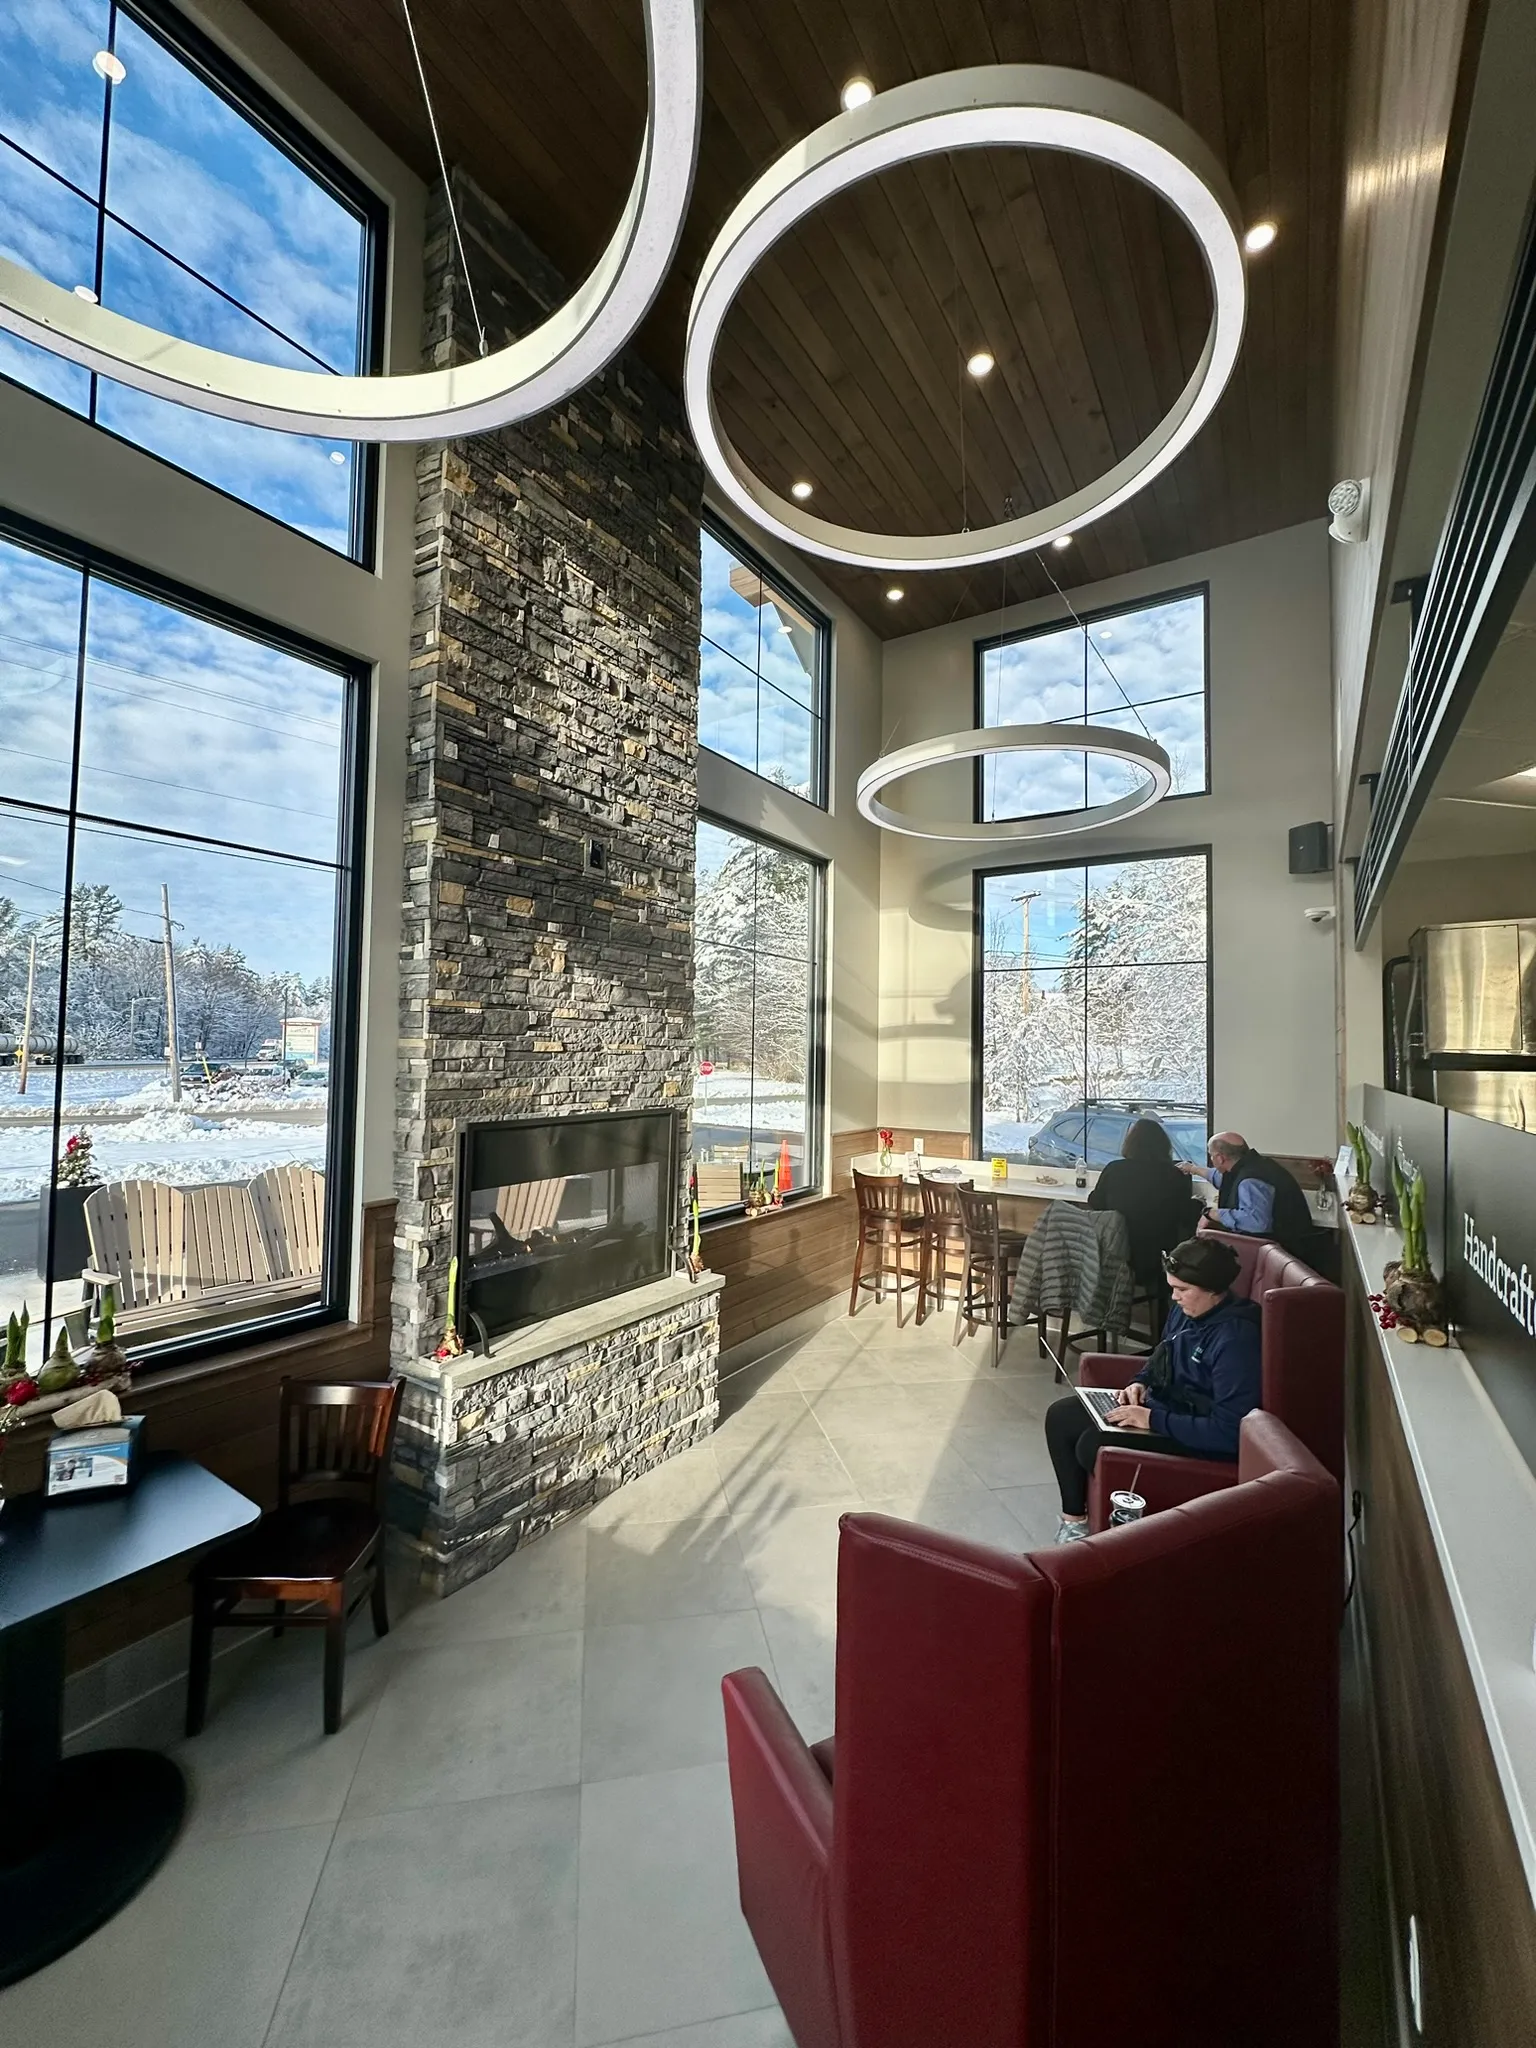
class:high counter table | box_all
[0,1454,259,1985]
[847,1154,1098,1231]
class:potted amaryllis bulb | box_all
[1383,1155,1449,1345]
[435,1254,466,1360]
[1344,1122,1378,1222]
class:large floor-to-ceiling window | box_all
[976,850,1211,1168]
[0,0,383,557]
[0,515,365,1361]
[976,586,1209,824]
[693,818,824,1213]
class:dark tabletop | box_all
[0,1455,259,1632]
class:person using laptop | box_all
[1043,1235,1263,1544]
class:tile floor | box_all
[0,1300,1069,2048]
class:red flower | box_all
[3,1377,37,1407]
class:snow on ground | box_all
[693,1069,805,1135]
[0,1104,325,1202]
[0,1063,329,1197]
[0,1062,329,1117]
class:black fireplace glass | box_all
[457,1110,676,1340]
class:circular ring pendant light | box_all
[686,65,1247,571]
[0,0,701,441]
[857,725,1172,840]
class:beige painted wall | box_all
[0,0,422,1304]
[877,520,1338,1155]
[696,509,885,1174]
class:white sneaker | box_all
[1054,1517,1091,1545]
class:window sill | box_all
[702,1189,842,1233]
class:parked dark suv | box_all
[1025,1101,1208,1169]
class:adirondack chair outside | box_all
[83,1179,188,1310]
[184,1180,273,1294]
[84,1167,326,1338]
[494,1175,567,1240]
[248,1163,326,1281]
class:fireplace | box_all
[455,1109,677,1344]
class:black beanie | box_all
[1163,1236,1241,1292]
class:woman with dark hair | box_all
[1088,1117,1202,1303]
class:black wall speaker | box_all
[1288,821,1333,874]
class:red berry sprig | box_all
[1368,1292,1401,1332]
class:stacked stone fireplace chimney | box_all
[390,176,720,1592]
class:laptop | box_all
[1074,1382,1140,1431]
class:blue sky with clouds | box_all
[981,592,1206,819]
[699,531,820,796]
[0,532,346,980]
[0,0,364,550]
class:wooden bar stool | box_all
[916,1173,967,1321]
[186,1377,403,1736]
[848,1169,924,1324]
[954,1182,1028,1368]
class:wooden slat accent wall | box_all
[0,1201,395,1674]
[708,1130,970,1355]
[1345,1261,1536,2043]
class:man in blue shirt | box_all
[1178,1131,1305,1241]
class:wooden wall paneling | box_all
[1345,1263,1536,2044]
[709,1128,973,1354]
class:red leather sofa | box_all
[1078,1231,1344,1531]
[723,1414,1340,2048]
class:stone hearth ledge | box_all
[408,1270,721,1402]
[389,1270,723,1597]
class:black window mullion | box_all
[38,561,94,1352]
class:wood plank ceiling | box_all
[245,0,1345,636]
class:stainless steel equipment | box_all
[1386,921,1536,1130]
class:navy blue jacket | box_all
[1133,1293,1263,1457]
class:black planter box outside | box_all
[37,1183,99,1287]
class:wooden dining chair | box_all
[186,1377,403,1737]
[916,1173,968,1321]
[954,1182,1028,1368]
[849,1169,924,1324]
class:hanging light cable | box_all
[1034,546,1153,739]
[399,0,489,358]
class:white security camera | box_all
[1304,905,1336,925]
[1327,478,1369,545]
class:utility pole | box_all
[161,884,181,1105]
[17,935,35,1095]
[1014,890,1042,1010]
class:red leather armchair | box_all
[1078,1236,1344,1530]
[723,1414,1340,2048]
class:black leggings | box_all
[1044,1393,1196,1517]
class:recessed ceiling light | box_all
[92,49,126,84]
[966,349,995,379]
[841,77,875,112]
[790,479,813,500]
[328,450,347,464]
[1051,534,1072,551]
[1243,219,1278,254]
[73,285,98,303]
[885,586,904,602]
